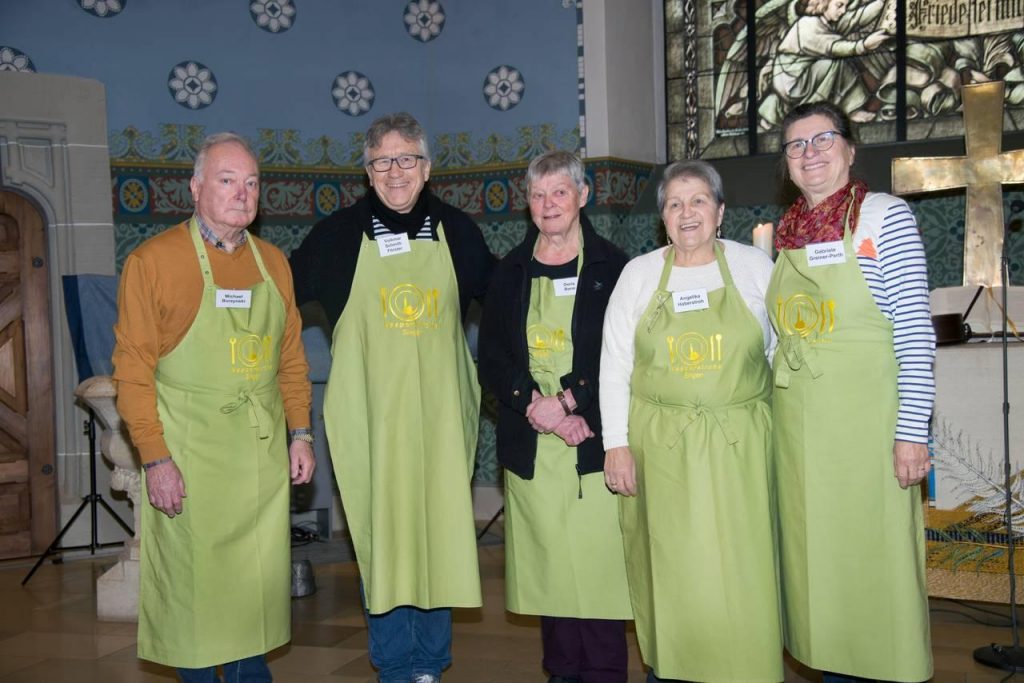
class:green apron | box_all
[138,219,290,668]
[767,218,931,680]
[622,244,782,682]
[504,248,632,619]
[324,225,482,614]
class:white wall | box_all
[582,0,665,163]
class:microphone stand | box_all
[973,219,1024,671]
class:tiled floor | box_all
[0,536,1021,682]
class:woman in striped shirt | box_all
[767,100,935,683]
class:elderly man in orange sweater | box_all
[113,132,314,682]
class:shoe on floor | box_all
[412,675,439,683]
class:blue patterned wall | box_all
[1,1,582,166]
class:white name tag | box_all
[377,233,411,257]
[672,288,710,313]
[216,289,252,308]
[806,240,846,267]
[553,277,578,297]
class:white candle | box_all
[752,222,773,257]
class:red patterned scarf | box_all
[776,180,868,250]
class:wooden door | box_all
[0,191,55,559]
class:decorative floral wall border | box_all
[110,156,651,220]
[109,124,581,170]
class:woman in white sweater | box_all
[600,160,781,683]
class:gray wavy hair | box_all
[363,112,430,164]
[193,132,257,180]
[526,150,586,193]
[656,160,725,213]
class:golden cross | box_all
[892,81,1024,286]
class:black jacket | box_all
[290,192,495,328]
[478,214,628,480]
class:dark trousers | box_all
[541,616,628,683]
[177,655,272,682]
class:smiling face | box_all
[661,175,724,262]
[528,172,588,238]
[365,130,431,214]
[190,141,260,238]
[783,113,855,207]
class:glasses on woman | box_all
[368,154,425,172]
[782,130,839,159]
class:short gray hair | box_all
[363,112,430,164]
[526,150,586,194]
[193,132,257,180]
[656,160,725,213]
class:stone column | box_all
[75,376,141,622]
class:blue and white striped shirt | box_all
[371,215,433,240]
[853,193,936,444]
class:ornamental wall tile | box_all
[432,180,484,215]
[508,174,529,213]
[338,181,368,208]
[313,183,341,216]
[261,180,313,216]
[149,177,192,214]
[116,177,150,215]
[483,179,509,214]
[255,129,304,167]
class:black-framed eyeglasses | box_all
[368,154,425,172]
[782,130,839,159]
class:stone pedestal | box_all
[75,376,141,622]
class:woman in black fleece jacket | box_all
[478,150,631,683]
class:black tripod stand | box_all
[22,411,134,585]
[477,505,504,541]
[973,219,1024,671]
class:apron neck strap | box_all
[713,241,735,289]
[188,217,273,287]
[657,240,727,291]
[656,247,675,292]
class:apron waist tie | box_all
[673,403,738,448]
[157,375,277,440]
[775,334,823,389]
[220,389,272,439]
[635,394,765,448]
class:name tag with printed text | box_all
[672,288,710,313]
[806,240,846,267]
[377,233,412,257]
[216,289,252,309]
[553,277,578,297]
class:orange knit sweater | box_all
[112,222,311,464]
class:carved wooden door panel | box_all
[0,191,55,558]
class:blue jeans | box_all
[177,655,272,682]
[366,605,452,682]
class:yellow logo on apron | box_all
[229,334,274,381]
[526,323,567,359]
[775,294,837,341]
[380,284,441,336]
[667,332,723,379]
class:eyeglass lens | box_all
[785,131,836,158]
[371,155,421,171]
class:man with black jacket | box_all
[289,112,494,683]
